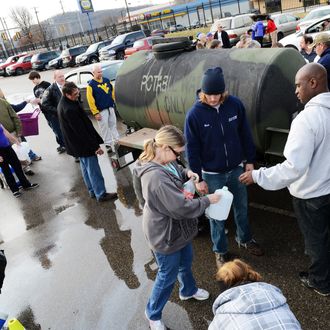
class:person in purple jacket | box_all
[184,67,263,269]
[252,18,264,47]
[0,124,39,198]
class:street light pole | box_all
[124,0,133,29]
[33,7,48,48]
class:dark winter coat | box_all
[41,82,62,116]
[185,94,256,180]
[214,30,231,48]
[57,96,103,158]
[318,47,330,88]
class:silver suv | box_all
[210,14,254,46]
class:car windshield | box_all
[4,57,14,64]
[86,43,99,52]
[17,56,25,63]
[301,9,330,22]
[111,34,126,46]
[133,40,145,48]
[103,62,123,81]
[61,50,70,56]
[216,18,231,29]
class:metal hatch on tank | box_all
[112,43,305,170]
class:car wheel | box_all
[89,57,98,64]
[16,68,23,75]
[277,32,284,41]
[117,52,125,60]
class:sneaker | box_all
[24,183,39,190]
[145,311,166,330]
[57,146,66,154]
[13,191,22,198]
[97,192,118,202]
[237,239,264,256]
[299,272,330,297]
[179,288,209,301]
[32,156,42,161]
[215,252,232,269]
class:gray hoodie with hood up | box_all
[133,160,210,255]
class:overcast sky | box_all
[3,0,173,28]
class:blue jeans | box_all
[203,166,252,254]
[146,243,197,321]
[44,113,65,148]
[79,156,106,200]
[293,194,330,291]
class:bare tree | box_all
[10,6,34,38]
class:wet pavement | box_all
[0,73,329,330]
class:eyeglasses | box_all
[168,146,181,158]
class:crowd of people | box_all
[0,20,329,330]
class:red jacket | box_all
[267,20,277,33]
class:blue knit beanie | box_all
[201,67,225,94]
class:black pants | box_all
[293,194,330,291]
[0,146,31,193]
[255,36,263,47]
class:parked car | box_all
[297,5,330,32]
[169,24,186,32]
[31,51,60,71]
[0,54,27,76]
[124,36,163,59]
[6,54,33,76]
[99,30,146,61]
[210,14,255,45]
[271,13,300,40]
[64,60,124,113]
[279,14,330,50]
[61,45,88,67]
[151,29,169,36]
[48,56,63,70]
[75,40,113,66]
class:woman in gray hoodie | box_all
[133,125,220,330]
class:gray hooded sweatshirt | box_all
[133,160,210,255]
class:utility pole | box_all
[124,0,133,29]
[0,18,9,57]
[59,0,65,15]
[33,7,48,48]
[2,18,15,50]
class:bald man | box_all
[86,64,119,153]
[240,63,330,297]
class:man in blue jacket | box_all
[313,32,330,88]
[185,67,263,268]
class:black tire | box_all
[153,41,190,52]
[89,56,98,64]
[277,32,284,41]
[117,52,125,60]
[16,68,23,75]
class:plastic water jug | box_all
[206,186,233,221]
[182,178,195,199]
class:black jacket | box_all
[41,82,62,116]
[57,96,103,157]
[214,30,231,48]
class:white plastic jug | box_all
[12,142,31,162]
[206,186,233,221]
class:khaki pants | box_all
[270,31,278,47]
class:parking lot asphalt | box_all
[0,70,329,330]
